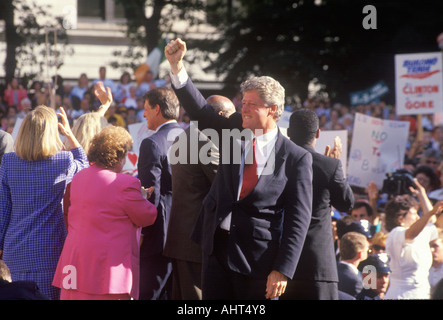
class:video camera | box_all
[381,169,416,196]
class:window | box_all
[78,0,105,19]
[77,0,125,20]
[114,2,125,19]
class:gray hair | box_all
[240,76,285,121]
[20,97,32,106]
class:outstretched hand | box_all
[57,107,72,137]
[57,107,80,149]
[165,38,187,74]
[94,81,113,116]
[409,177,425,195]
[324,136,342,159]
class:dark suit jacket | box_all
[0,279,49,300]
[173,79,313,280]
[163,125,219,263]
[337,261,363,297]
[292,144,354,282]
[138,122,183,257]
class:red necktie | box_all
[239,138,257,200]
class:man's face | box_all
[375,273,390,295]
[415,173,431,191]
[241,90,274,133]
[362,270,390,296]
[143,99,158,131]
[351,207,369,221]
[99,67,106,79]
[430,238,443,265]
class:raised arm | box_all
[411,178,434,215]
[405,200,443,241]
[165,38,187,75]
[366,181,380,226]
[57,107,81,150]
[93,81,113,117]
[165,38,242,132]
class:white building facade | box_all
[0,0,221,88]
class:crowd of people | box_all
[1,38,443,301]
[0,66,173,136]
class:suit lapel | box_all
[236,129,287,200]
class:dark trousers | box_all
[201,228,268,300]
[171,259,202,300]
[139,252,172,300]
[281,279,339,300]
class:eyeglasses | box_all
[426,160,438,165]
[372,244,386,251]
[417,177,430,184]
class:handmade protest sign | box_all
[122,121,154,176]
[347,113,409,189]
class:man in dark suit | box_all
[138,87,183,300]
[165,38,313,300]
[284,108,354,299]
[163,95,236,300]
[337,231,369,297]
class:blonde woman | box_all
[369,231,388,255]
[66,81,112,153]
[66,113,109,153]
[0,106,88,300]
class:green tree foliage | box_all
[112,0,206,72]
[203,0,443,104]
[0,0,70,85]
[109,0,443,105]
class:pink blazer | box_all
[52,165,157,299]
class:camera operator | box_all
[413,164,439,194]
[381,169,416,198]
[384,177,443,299]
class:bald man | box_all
[163,95,235,300]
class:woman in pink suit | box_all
[53,125,157,300]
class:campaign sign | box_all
[395,52,443,115]
[277,110,292,128]
[121,121,155,176]
[347,113,409,189]
[349,81,389,106]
